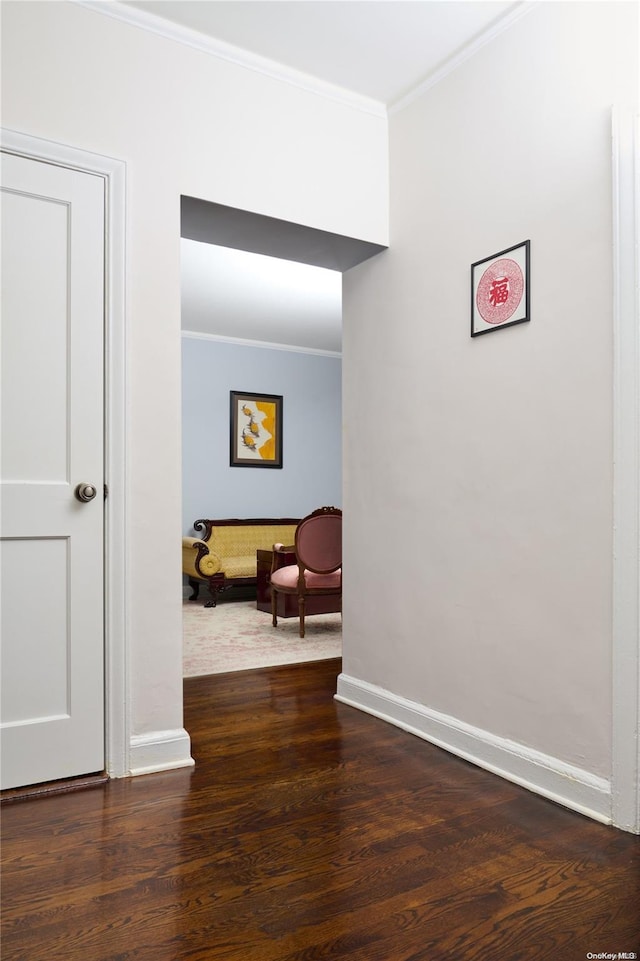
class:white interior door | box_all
[1,152,105,790]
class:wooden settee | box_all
[182,517,299,607]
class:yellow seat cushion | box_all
[221,554,257,579]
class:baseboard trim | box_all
[335,674,611,825]
[129,728,195,777]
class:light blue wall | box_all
[182,336,342,533]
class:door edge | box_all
[1,128,129,779]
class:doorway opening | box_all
[179,197,384,677]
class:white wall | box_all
[182,335,342,531]
[341,1,637,820]
[1,1,387,765]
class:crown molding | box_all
[182,329,341,359]
[74,0,386,119]
[75,1,534,121]
[389,1,535,115]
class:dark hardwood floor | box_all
[2,658,639,960]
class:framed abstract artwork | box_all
[230,391,283,468]
[471,240,530,337]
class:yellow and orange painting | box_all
[230,392,282,468]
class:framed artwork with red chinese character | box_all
[471,240,530,337]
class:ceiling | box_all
[120,1,522,352]
[181,239,343,353]
[122,1,521,107]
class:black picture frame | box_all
[230,391,283,469]
[471,240,530,337]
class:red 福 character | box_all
[489,277,509,306]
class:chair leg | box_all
[298,596,305,638]
[272,588,278,628]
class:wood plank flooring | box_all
[2,658,639,961]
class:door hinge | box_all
[104,483,109,500]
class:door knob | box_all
[75,483,98,503]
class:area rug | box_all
[182,599,342,676]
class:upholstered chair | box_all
[270,507,342,638]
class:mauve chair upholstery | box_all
[270,567,341,591]
[270,507,342,638]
